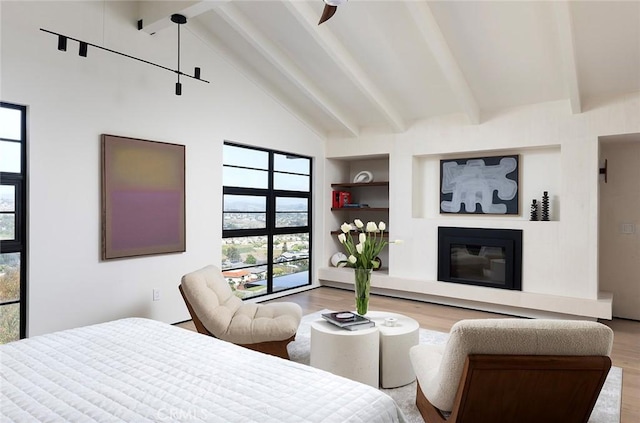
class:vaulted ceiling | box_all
[139,1,640,138]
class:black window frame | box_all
[0,101,28,340]
[222,141,312,298]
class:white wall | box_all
[0,1,324,336]
[326,95,640,316]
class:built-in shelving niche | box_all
[411,145,562,221]
[327,156,390,272]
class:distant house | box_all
[275,251,309,263]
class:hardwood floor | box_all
[177,286,639,423]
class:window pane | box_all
[0,214,15,240]
[223,144,268,170]
[273,233,310,292]
[0,107,21,140]
[223,213,266,230]
[276,212,307,228]
[0,303,20,344]
[0,253,20,303]
[0,141,21,173]
[223,166,268,189]
[274,172,309,191]
[273,234,309,262]
[224,195,266,212]
[274,153,310,175]
[0,186,15,212]
[222,236,268,268]
[223,195,267,230]
[222,236,269,300]
[276,198,308,227]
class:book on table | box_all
[321,311,376,330]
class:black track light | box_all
[41,23,209,94]
[58,35,67,51]
[79,41,88,57]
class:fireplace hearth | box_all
[438,227,522,290]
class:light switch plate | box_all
[620,223,636,234]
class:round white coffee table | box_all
[310,320,380,388]
[366,311,420,388]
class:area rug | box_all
[288,311,622,423]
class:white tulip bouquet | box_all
[337,219,389,270]
[337,219,400,315]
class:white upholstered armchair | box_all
[409,318,614,423]
[179,265,302,359]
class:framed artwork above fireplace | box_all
[440,154,519,215]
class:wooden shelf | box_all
[331,207,389,212]
[331,181,389,189]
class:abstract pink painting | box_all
[101,134,185,260]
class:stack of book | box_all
[321,311,375,331]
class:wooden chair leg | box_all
[416,381,449,423]
[241,335,296,360]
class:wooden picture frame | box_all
[101,134,185,260]
[440,155,519,215]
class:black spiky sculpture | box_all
[541,191,550,221]
[530,199,539,221]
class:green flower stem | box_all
[354,268,372,315]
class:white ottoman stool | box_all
[367,311,420,388]
[310,320,380,388]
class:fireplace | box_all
[438,227,522,290]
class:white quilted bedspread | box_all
[1,318,405,423]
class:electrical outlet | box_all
[153,289,161,301]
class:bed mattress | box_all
[1,318,405,422]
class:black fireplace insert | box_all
[438,227,522,290]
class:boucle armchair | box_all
[179,265,302,359]
[409,318,614,423]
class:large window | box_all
[1,102,27,343]
[222,142,311,299]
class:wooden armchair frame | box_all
[179,285,294,359]
[416,354,611,423]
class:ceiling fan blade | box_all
[318,4,337,25]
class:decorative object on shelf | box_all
[353,170,374,183]
[440,155,519,215]
[101,134,185,260]
[330,252,347,267]
[530,199,539,221]
[40,14,209,96]
[332,191,352,208]
[336,219,401,315]
[541,191,550,221]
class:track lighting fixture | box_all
[79,41,88,57]
[41,14,208,95]
[57,35,67,51]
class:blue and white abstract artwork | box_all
[440,155,519,215]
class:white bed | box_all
[1,318,405,423]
